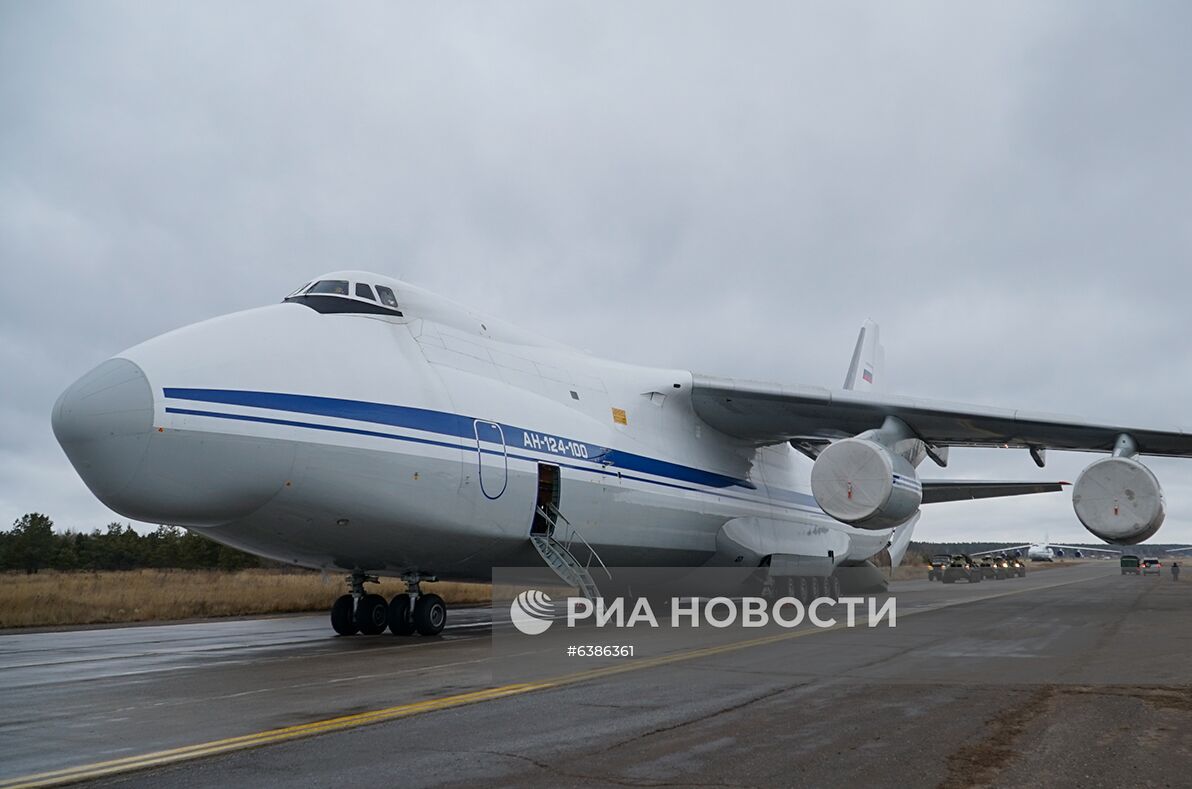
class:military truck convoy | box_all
[927,554,1027,583]
[928,552,1178,582]
[1120,555,1169,576]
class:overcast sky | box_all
[2,2,1190,545]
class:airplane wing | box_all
[969,545,1033,557]
[1049,544,1120,554]
[690,374,1192,457]
[920,480,1067,504]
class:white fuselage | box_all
[53,274,905,581]
[1027,545,1057,561]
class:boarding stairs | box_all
[529,503,610,600]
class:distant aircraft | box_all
[972,541,1120,562]
[51,272,1192,635]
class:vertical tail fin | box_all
[843,319,884,392]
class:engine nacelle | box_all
[1072,456,1165,545]
[810,438,922,530]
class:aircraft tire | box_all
[797,576,811,604]
[331,594,358,636]
[828,575,841,600]
[414,593,447,636]
[388,594,415,635]
[356,593,389,635]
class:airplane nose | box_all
[52,358,155,507]
[55,347,296,527]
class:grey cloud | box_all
[2,2,1191,542]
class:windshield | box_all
[308,280,350,296]
[284,278,403,316]
[376,285,399,308]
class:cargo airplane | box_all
[52,272,1192,636]
[971,541,1120,562]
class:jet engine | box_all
[1072,456,1165,544]
[810,437,922,530]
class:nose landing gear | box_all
[391,573,447,637]
[330,592,357,636]
[387,593,414,635]
[412,593,447,635]
[329,571,448,637]
[357,593,389,635]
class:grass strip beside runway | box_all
[0,569,490,628]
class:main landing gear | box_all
[330,571,447,637]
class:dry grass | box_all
[0,570,491,629]
[1,560,1096,629]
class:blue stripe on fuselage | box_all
[164,405,827,516]
[162,388,761,493]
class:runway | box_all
[2,562,1190,788]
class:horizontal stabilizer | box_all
[921,480,1068,504]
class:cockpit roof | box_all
[283,271,571,351]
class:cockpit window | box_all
[376,286,399,309]
[285,278,402,317]
[308,280,350,296]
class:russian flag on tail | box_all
[844,320,883,392]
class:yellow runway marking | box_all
[0,571,1103,788]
